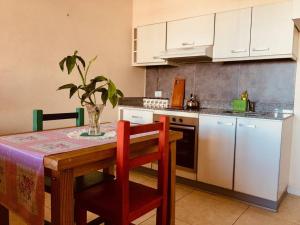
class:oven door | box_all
[170,124,197,172]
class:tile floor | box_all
[9,171,300,225]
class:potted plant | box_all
[58,51,124,135]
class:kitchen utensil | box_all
[186,94,200,109]
[171,78,185,108]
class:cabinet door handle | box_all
[153,56,161,59]
[182,42,195,46]
[252,47,270,52]
[239,124,256,128]
[131,115,143,119]
[217,121,234,126]
[231,49,247,53]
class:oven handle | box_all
[170,124,196,131]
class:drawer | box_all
[122,109,153,124]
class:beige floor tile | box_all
[139,215,191,225]
[175,190,248,225]
[234,194,300,225]
[87,211,100,222]
[234,206,299,225]
[45,192,51,209]
[175,183,195,201]
[45,206,51,222]
[130,171,151,183]
[270,194,300,224]
[133,209,157,224]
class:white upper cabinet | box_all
[134,22,167,66]
[213,8,252,60]
[250,1,297,58]
[293,0,300,29]
[167,15,215,50]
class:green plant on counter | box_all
[57,50,124,107]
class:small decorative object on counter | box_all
[58,51,124,136]
[143,98,169,109]
[186,94,200,110]
[240,90,249,101]
[231,99,247,112]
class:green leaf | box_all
[85,81,96,93]
[66,56,76,74]
[57,83,77,90]
[69,86,78,98]
[109,94,118,108]
[76,56,86,68]
[108,80,117,98]
[81,93,89,105]
[101,89,108,105]
[116,89,124,98]
[59,57,66,71]
[92,76,107,83]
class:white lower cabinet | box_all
[234,118,282,201]
[197,115,236,189]
[120,108,153,124]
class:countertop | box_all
[119,105,294,121]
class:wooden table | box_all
[0,130,182,225]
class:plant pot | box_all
[86,104,104,136]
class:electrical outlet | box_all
[155,91,162,98]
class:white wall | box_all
[0,0,145,135]
[133,0,300,195]
[133,0,283,26]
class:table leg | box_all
[51,169,74,225]
[0,204,9,225]
[167,142,176,225]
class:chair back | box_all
[116,116,169,223]
[33,108,84,131]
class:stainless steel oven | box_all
[153,114,198,172]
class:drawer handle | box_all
[182,42,195,46]
[217,121,234,126]
[131,115,143,119]
[252,47,270,52]
[153,56,161,59]
[239,124,256,128]
[231,49,247,53]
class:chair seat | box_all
[45,171,114,193]
[76,180,162,222]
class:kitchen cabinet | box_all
[118,107,154,169]
[234,118,292,201]
[197,115,236,189]
[250,1,298,59]
[133,23,170,66]
[293,0,300,30]
[167,15,215,50]
[213,8,252,60]
[120,108,153,124]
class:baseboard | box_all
[287,186,300,196]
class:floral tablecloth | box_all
[0,123,118,225]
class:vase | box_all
[86,104,104,136]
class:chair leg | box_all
[0,204,9,225]
[156,205,167,225]
[75,204,87,225]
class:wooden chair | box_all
[75,116,170,225]
[33,108,113,225]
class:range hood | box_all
[159,45,213,61]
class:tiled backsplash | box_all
[146,60,297,111]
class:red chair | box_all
[75,116,170,225]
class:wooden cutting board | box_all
[171,78,185,108]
